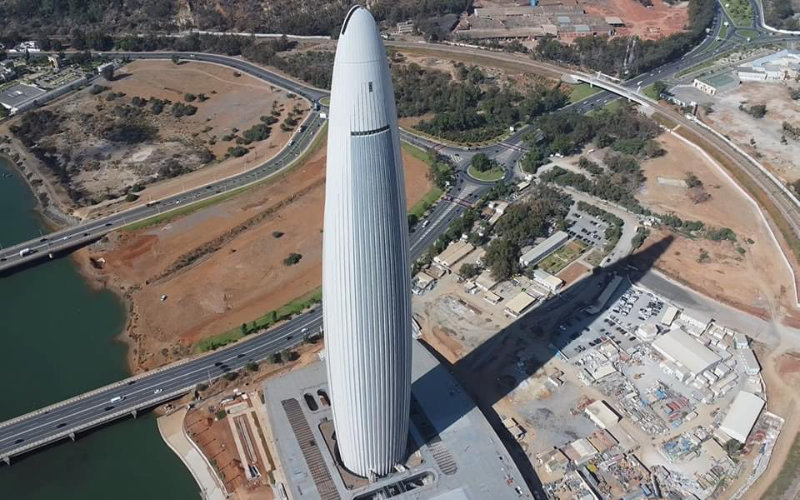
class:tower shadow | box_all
[411,235,674,496]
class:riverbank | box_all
[0,155,197,500]
[0,138,77,227]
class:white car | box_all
[153,388,163,394]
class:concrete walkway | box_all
[157,408,228,500]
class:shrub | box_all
[172,102,198,117]
[283,252,302,266]
[272,231,284,238]
[125,193,139,202]
[227,145,248,157]
[242,123,271,142]
[89,84,109,95]
[184,93,197,102]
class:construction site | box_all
[451,0,688,44]
[414,242,782,499]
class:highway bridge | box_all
[0,171,480,465]
[4,14,800,463]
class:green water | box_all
[0,157,197,499]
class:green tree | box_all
[459,263,481,279]
[471,153,493,172]
[484,238,519,280]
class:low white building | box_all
[660,306,679,327]
[519,231,569,267]
[719,391,765,443]
[738,348,761,376]
[733,333,749,349]
[504,291,537,318]
[434,240,474,269]
[584,400,620,429]
[652,329,721,379]
[532,269,564,293]
[736,49,800,82]
[475,269,501,292]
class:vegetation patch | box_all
[194,288,322,352]
[569,83,602,103]
[538,240,588,274]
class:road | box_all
[0,170,481,463]
[3,13,799,462]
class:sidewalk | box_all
[157,408,228,500]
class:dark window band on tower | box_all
[351,124,390,137]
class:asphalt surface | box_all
[3,14,799,461]
[0,175,480,462]
[0,52,329,273]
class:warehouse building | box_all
[519,230,569,267]
[434,241,474,270]
[584,400,621,429]
[652,329,721,378]
[0,83,45,114]
[719,391,765,443]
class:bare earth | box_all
[703,82,800,183]
[80,137,432,372]
[636,132,796,320]
[582,0,689,40]
[2,59,308,220]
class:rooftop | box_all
[652,328,721,375]
[262,341,532,499]
[719,391,765,443]
[0,83,45,110]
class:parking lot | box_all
[566,205,609,249]
[551,280,666,358]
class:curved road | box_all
[3,15,800,461]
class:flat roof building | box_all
[519,230,569,267]
[584,400,621,429]
[0,83,45,114]
[504,291,537,317]
[533,268,564,293]
[475,269,501,291]
[733,332,749,349]
[739,348,761,375]
[719,391,765,443]
[652,329,721,377]
[660,305,679,326]
[434,240,475,269]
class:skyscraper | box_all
[322,6,412,478]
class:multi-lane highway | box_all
[3,11,800,463]
[0,172,480,464]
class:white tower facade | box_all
[322,6,412,477]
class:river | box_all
[0,156,197,499]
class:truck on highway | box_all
[19,248,32,257]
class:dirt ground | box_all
[742,348,800,499]
[582,0,689,40]
[80,137,432,372]
[635,132,796,321]
[702,82,800,184]
[2,59,307,219]
[182,342,322,499]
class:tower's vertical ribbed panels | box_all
[322,6,412,477]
